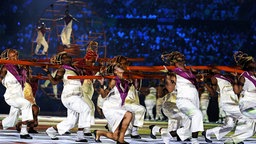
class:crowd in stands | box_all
[0,0,255,66]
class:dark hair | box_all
[0,48,18,60]
[234,51,255,70]
[106,63,125,74]
[161,51,185,66]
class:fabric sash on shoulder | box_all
[214,74,232,84]
[115,76,129,105]
[62,65,83,83]
[5,64,26,88]
[173,67,196,85]
[242,71,256,87]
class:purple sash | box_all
[5,64,26,89]
[173,67,196,85]
[214,74,232,84]
[242,71,256,87]
[62,65,83,83]
[115,76,129,105]
[62,65,76,71]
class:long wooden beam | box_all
[0,59,244,73]
[34,57,145,62]
[127,65,244,74]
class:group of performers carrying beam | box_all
[0,40,255,144]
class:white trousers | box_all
[144,99,155,119]
[83,94,95,125]
[230,118,256,143]
[228,95,256,143]
[162,101,187,131]
[35,37,48,54]
[57,96,91,135]
[61,21,72,46]
[2,97,33,128]
[176,98,204,141]
[207,103,243,140]
[123,103,146,127]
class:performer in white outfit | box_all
[121,78,145,140]
[162,90,188,132]
[0,48,33,139]
[155,94,165,121]
[34,22,50,55]
[144,87,156,120]
[94,63,133,144]
[78,41,99,136]
[224,51,256,144]
[111,55,146,139]
[201,70,245,143]
[16,66,40,134]
[162,91,182,132]
[56,9,79,47]
[41,70,58,98]
[150,73,190,142]
[44,52,91,142]
[199,87,210,123]
[150,51,204,144]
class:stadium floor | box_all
[0,114,256,144]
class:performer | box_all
[34,22,50,55]
[107,55,146,139]
[224,51,256,144]
[200,87,210,123]
[115,55,146,139]
[150,51,204,144]
[0,48,33,139]
[41,54,61,99]
[80,41,99,136]
[94,63,133,144]
[150,72,190,142]
[56,9,79,47]
[201,69,245,143]
[16,66,40,134]
[155,85,165,121]
[144,86,156,121]
[161,90,182,132]
[120,79,146,139]
[43,52,91,142]
[40,69,58,99]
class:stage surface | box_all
[0,114,256,144]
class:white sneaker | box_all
[46,127,58,140]
[161,129,172,144]
[191,138,199,144]
[2,126,7,130]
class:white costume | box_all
[162,91,188,131]
[123,85,146,135]
[1,69,33,133]
[174,68,204,141]
[35,25,49,55]
[102,82,129,132]
[155,96,165,121]
[204,74,244,141]
[200,87,209,123]
[227,71,256,143]
[81,79,95,133]
[55,68,91,135]
[150,68,202,144]
[61,20,73,46]
[144,87,156,120]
